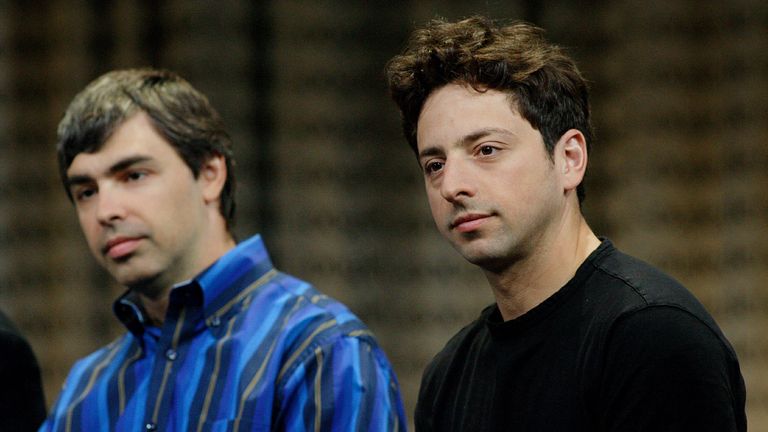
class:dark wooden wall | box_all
[0,1,765,427]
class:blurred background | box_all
[0,0,765,428]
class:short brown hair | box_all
[386,16,593,202]
[57,68,237,229]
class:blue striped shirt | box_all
[41,235,407,431]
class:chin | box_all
[464,254,504,271]
[111,267,161,291]
[454,242,520,273]
[456,246,498,266]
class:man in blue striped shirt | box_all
[42,68,406,431]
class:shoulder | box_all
[242,271,369,341]
[265,272,371,339]
[590,245,690,301]
[258,272,388,377]
[584,243,739,362]
[45,333,136,426]
[0,315,38,372]
[608,305,740,368]
[585,243,718,326]
[0,324,30,354]
[415,306,494,429]
[261,277,407,430]
[431,305,491,360]
[58,334,135,389]
[574,245,746,429]
[0,311,25,347]
[420,305,492,390]
[0,313,39,370]
[597,306,746,430]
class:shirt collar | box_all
[196,234,275,317]
[113,234,275,335]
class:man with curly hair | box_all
[386,16,746,431]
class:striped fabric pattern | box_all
[40,235,406,432]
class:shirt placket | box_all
[143,284,202,431]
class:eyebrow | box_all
[65,155,154,189]
[418,127,516,160]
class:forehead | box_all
[416,84,521,149]
[67,112,179,176]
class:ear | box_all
[198,153,228,204]
[554,129,587,194]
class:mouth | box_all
[450,213,492,233]
[103,236,143,260]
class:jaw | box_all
[449,232,511,269]
[102,252,164,296]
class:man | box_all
[41,68,406,431]
[386,16,746,431]
[0,308,46,431]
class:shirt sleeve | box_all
[276,333,407,431]
[598,305,746,432]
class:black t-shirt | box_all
[415,240,746,432]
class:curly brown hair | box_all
[385,16,593,202]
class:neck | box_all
[136,221,236,326]
[139,293,169,327]
[484,210,600,322]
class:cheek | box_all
[77,212,96,239]
[78,216,103,258]
[426,193,451,231]
[425,189,443,213]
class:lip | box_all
[103,236,143,260]
[450,213,492,233]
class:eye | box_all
[74,187,97,202]
[424,160,444,174]
[479,145,497,156]
[125,171,147,182]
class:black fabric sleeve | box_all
[0,330,47,432]
[597,306,746,432]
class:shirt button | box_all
[145,422,157,430]
[165,349,177,361]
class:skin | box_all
[66,111,235,325]
[416,83,601,321]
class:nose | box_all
[95,186,126,225]
[439,159,476,203]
